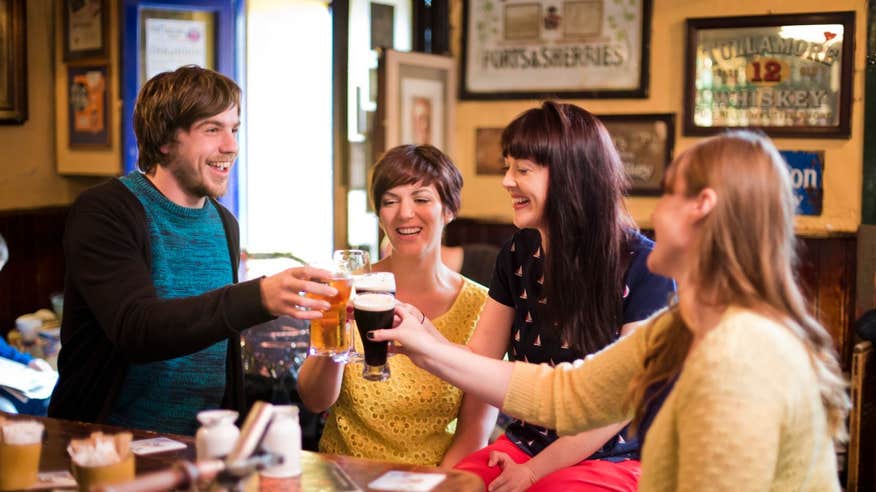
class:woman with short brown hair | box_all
[297,145,491,466]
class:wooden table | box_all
[1,412,483,491]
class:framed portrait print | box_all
[684,12,854,138]
[63,0,108,61]
[0,0,26,124]
[600,114,675,195]
[461,0,652,99]
[374,49,456,161]
[67,64,110,147]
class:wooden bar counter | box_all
[1,412,483,491]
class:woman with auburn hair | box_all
[371,131,849,491]
[448,101,674,491]
[297,145,491,466]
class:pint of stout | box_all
[353,293,396,381]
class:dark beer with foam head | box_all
[353,292,395,381]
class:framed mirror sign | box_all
[684,12,854,138]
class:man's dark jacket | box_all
[49,179,272,423]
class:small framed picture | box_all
[63,0,108,61]
[374,49,456,161]
[67,64,110,147]
[475,128,504,175]
[684,12,854,138]
[599,113,675,196]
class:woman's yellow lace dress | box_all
[319,277,488,465]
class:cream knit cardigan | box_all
[503,307,840,491]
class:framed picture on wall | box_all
[684,12,855,138]
[474,114,674,195]
[140,8,216,85]
[0,0,27,124]
[475,128,504,175]
[374,49,456,162]
[63,0,108,61]
[461,0,652,99]
[599,113,675,196]
[67,64,110,147]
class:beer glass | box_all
[333,249,371,275]
[306,271,353,361]
[334,250,371,361]
[353,292,396,381]
[348,272,397,363]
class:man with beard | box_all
[49,66,335,435]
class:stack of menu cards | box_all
[0,358,57,401]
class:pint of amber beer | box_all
[0,420,44,491]
[0,441,41,490]
[307,273,353,361]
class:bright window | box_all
[244,0,333,263]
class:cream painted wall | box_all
[450,0,867,236]
[0,0,103,211]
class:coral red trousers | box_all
[454,435,641,492]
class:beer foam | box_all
[353,293,396,312]
[1,420,43,445]
[353,272,396,294]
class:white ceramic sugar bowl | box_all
[260,405,302,477]
[195,409,240,461]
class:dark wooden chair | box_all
[847,340,876,491]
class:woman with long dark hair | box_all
[448,102,674,491]
[373,131,848,491]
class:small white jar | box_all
[195,409,240,461]
[260,405,302,477]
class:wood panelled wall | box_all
[798,236,857,369]
[0,207,69,337]
[446,218,858,369]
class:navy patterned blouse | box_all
[489,228,675,460]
